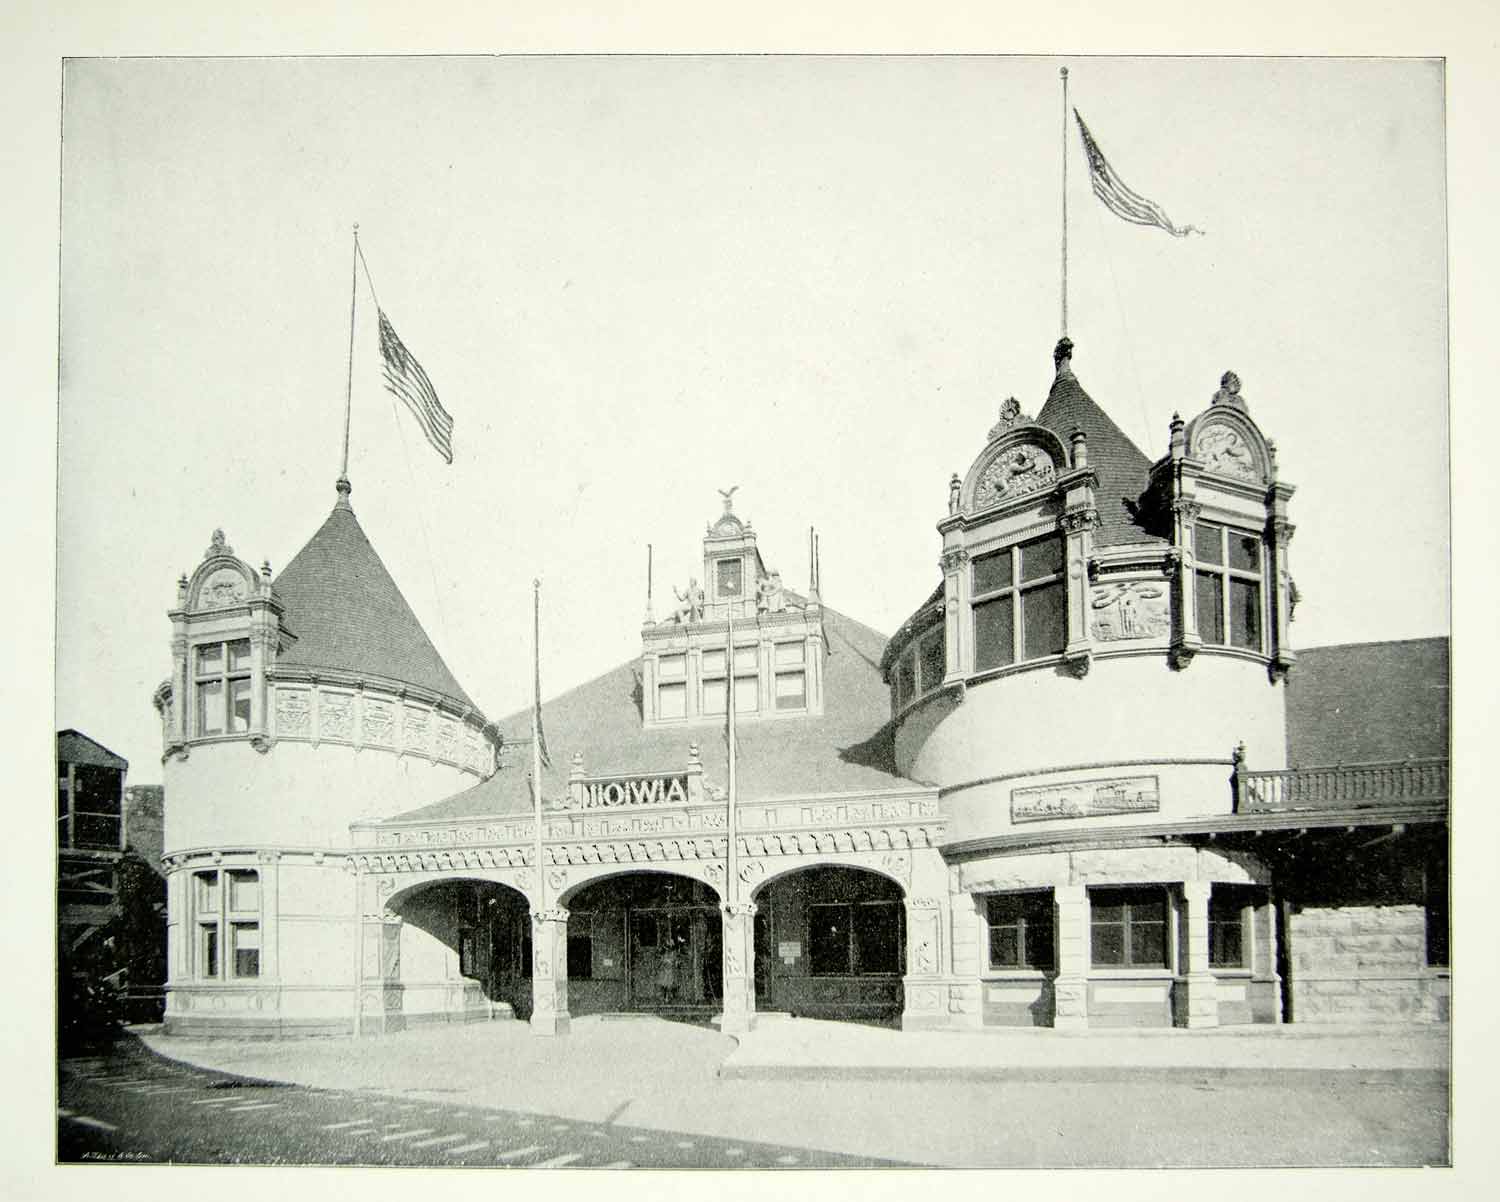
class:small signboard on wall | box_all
[1011,775,1160,823]
[777,941,801,963]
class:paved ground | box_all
[54,1016,1452,1168]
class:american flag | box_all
[1074,109,1202,238]
[378,309,455,463]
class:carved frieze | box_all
[434,716,458,761]
[403,706,430,752]
[275,689,311,737]
[1011,775,1161,823]
[974,443,1057,509]
[321,691,353,741]
[1090,581,1169,642]
[363,700,395,747]
[1193,422,1260,482]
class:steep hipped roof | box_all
[1285,638,1449,767]
[273,483,475,709]
[383,607,919,824]
[1036,339,1161,549]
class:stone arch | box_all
[553,860,724,908]
[748,853,911,900]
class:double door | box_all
[629,907,721,1010]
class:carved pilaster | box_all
[1170,498,1204,669]
[1061,506,1096,676]
[1053,884,1089,1030]
[720,901,758,1035]
[1178,882,1219,1028]
[901,896,947,1031]
[940,545,970,682]
[529,906,571,1036]
[1267,504,1297,681]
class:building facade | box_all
[155,344,1449,1038]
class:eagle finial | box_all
[718,485,739,515]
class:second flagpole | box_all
[340,223,360,484]
[1060,66,1069,340]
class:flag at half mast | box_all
[378,309,455,463]
[1074,109,1202,238]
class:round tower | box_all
[155,480,500,1035]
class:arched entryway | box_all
[750,864,906,1026]
[560,872,724,1019]
[384,877,532,1026]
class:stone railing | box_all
[1235,758,1448,814]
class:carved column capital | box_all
[720,901,759,919]
[531,906,570,925]
[1060,507,1100,534]
[939,547,970,574]
[1172,498,1204,524]
[1269,518,1296,544]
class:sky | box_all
[54,55,1449,784]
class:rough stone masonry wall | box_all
[1288,904,1448,1023]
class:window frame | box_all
[1193,521,1265,653]
[807,899,904,977]
[772,640,808,713]
[971,535,1067,672]
[1089,886,1171,970]
[701,643,759,717]
[193,638,253,737]
[1207,888,1250,970]
[193,867,262,981]
[985,891,1055,972]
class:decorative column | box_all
[939,546,969,684]
[1168,412,1203,670]
[900,896,947,1030]
[530,906,571,1036]
[719,901,758,1035]
[1267,507,1297,682]
[1178,882,1219,1028]
[1053,884,1089,1030]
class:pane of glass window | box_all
[657,681,686,720]
[227,639,252,672]
[1020,537,1063,582]
[195,643,224,676]
[972,549,1013,595]
[197,680,224,735]
[896,656,916,707]
[1091,923,1124,966]
[1209,920,1244,968]
[702,678,727,716]
[232,923,260,978]
[1194,523,1223,565]
[701,649,726,677]
[809,905,850,975]
[1196,572,1225,644]
[1129,891,1166,924]
[733,645,758,672]
[1091,896,1124,924]
[853,904,901,974]
[74,765,122,813]
[658,653,685,679]
[774,641,804,667]
[918,632,945,691]
[1022,580,1067,660]
[1230,579,1262,650]
[1026,912,1055,970]
[73,813,121,849]
[987,895,1023,925]
[196,872,220,913]
[1130,921,1167,967]
[733,674,758,714]
[973,596,1015,671]
[229,678,252,732]
[716,558,743,597]
[229,870,259,911]
[989,925,1020,968]
[202,926,219,977]
[1228,532,1261,574]
[774,671,806,710]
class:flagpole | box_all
[341,223,360,484]
[1060,67,1069,340]
[725,601,738,908]
[532,578,545,913]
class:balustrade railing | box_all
[1236,758,1447,813]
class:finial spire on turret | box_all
[1053,336,1075,379]
[335,477,353,509]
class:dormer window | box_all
[656,653,687,720]
[1194,522,1263,652]
[971,536,1066,671]
[716,557,744,599]
[702,646,759,716]
[773,640,807,711]
[195,639,252,736]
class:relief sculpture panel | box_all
[974,443,1057,509]
[1090,581,1169,642]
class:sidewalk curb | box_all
[717,1064,1450,1085]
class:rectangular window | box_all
[658,653,686,679]
[851,903,902,975]
[774,640,804,667]
[733,673,758,714]
[657,681,687,720]
[732,645,758,673]
[716,558,743,598]
[702,678,727,716]
[701,649,726,676]
[1195,523,1263,652]
[918,630,945,693]
[194,638,253,736]
[987,892,1055,971]
[1090,887,1169,969]
[1208,890,1247,969]
[774,670,806,710]
[195,867,261,979]
[972,536,1065,670]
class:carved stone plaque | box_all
[1193,423,1259,482]
[1011,775,1160,823]
[974,443,1056,509]
[1090,581,1169,641]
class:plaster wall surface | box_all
[163,740,479,852]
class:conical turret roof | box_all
[1036,338,1163,548]
[273,481,476,708]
